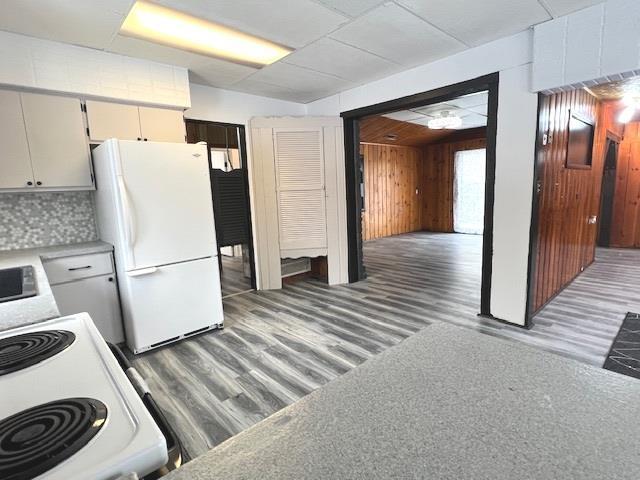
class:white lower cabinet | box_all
[45,253,125,344]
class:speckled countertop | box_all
[166,322,640,480]
[0,241,112,332]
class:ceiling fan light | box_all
[427,112,462,130]
[619,106,636,124]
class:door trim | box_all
[341,73,499,317]
[184,119,257,290]
[524,93,545,327]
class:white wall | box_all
[533,0,640,92]
[185,84,305,125]
[306,31,538,326]
[0,30,190,108]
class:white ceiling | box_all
[383,91,488,130]
[0,0,606,103]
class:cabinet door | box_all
[52,275,125,344]
[0,90,34,189]
[86,100,142,142]
[21,93,93,189]
[139,106,186,143]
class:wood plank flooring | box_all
[220,255,252,298]
[129,232,640,462]
[532,246,640,366]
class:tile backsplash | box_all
[0,192,98,251]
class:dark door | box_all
[185,120,257,290]
[597,139,619,247]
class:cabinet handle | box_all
[137,137,142,141]
[36,181,42,186]
[27,181,33,186]
[143,138,148,141]
[68,265,92,271]
[108,277,114,282]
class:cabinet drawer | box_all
[44,252,114,285]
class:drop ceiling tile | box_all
[109,35,213,69]
[412,104,462,116]
[329,3,465,67]
[314,0,385,18]
[0,0,132,49]
[242,62,354,101]
[445,91,488,108]
[230,78,322,103]
[189,62,258,88]
[283,38,400,83]
[540,0,605,18]
[383,110,425,122]
[397,0,550,46]
[467,104,489,115]
[406,116,433,126]
[155,0,348,48]
[459,113,488,128]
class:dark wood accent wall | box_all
[611,120,640,247]
[421,138,487,232]
[360,143,423,241]
[532,89,615,312]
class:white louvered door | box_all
[273,128,328,254]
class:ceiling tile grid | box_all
[0,0,608,103]
[384,91,489,130]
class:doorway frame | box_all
[341,73,499,317]
[597,134,622,247]
[184,119,257,291]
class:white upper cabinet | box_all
[86,100,142,142]
[86,100,185,143]
[139,106,186,143]
[21,92,93,189]
[0,90,33,189]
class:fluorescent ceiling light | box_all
[120,1,292,67]
[427,111,462,130]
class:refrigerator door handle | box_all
[118,176,138,247]
[127,267,159,277]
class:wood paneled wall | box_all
[532,89,613,312]
[611,121,640,247]
[360,143,423,241]
[421,138,486,232]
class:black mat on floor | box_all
[603,312,640,380]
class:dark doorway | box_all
[185,119,257,296]
[341,73,499,318]
[597,138,619,247]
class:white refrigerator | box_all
[93,139,223,353]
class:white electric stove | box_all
[0,313,174,480]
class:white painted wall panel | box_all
[564,4,604,85]
[600,0,640,76]
[531,17,567,92]
[0,30,190,108]
[533,0,640,92]
[490,64,538,325]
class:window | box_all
[453,149,486,235]
[566,111,594,169]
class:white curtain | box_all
[453,149,486,235]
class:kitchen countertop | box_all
[0,241,113,332]
[166,322,640,480]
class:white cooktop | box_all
[0,313,167,480]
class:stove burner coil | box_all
[0,398,107,480]
[0,330,75,376]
